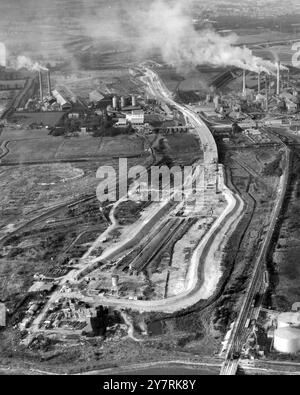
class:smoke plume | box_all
[0,0,283,75]
[131,1,278,74]
[83,0,280,74]
[15,56,48,71]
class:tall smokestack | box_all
[242,69,246,95]
[0,43,6,67]
[47,70,52,97]
[265,75,269,111]
[277,62,281,96]
[38,71,43,102]
[258,72,261,94]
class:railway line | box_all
[0,193,96,247]
[220,145,291,375]
[128,217,195,274]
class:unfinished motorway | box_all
[30,66,245,344]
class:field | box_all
[236,31,299,45]
[166,134,203,165]
[1,132,146,163]
[10,112,65,128]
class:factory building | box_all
[115,118,128,127]
[286,99,298,113]
[126,110,144,125]
[89,90,104,104]
[52,89,72,111]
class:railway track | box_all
[124,217,185,273]
[220,145,291,375]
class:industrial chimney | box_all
[265,75,269,111]
[38,70,43,102]
[277,62,281,96]
[47,70,52,97]
[258,72,261,94]
[242,69,246,95]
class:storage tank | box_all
[277,312,300,328]
[112,96,118,110]
[274,327,300,353]
[120,96,126,108]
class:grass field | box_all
[10,112,65,128]
[1,133,146,163]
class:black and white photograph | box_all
[0,0,300,379]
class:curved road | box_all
[32,68,245,319]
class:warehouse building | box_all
[126,110,144,125]
[89,90,104,104]
[52,89,72,111]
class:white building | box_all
[126,110,144,125]
[115,118,128,127]
[274,327,300,354]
